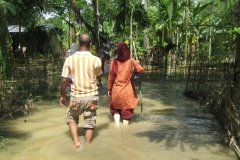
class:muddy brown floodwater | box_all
[0,81,238,160]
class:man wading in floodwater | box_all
[60,34,102,148]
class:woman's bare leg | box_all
[123,119,130,125]
[114,113,120,127]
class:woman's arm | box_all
[107,62,114,95]
[133,59,144,74]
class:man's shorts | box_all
[66,96,99,129]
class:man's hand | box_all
[60,78,68,107]
[88,101,99,110]
[60,96,67,107]
[69,100,78,110]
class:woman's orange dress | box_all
[108,59,144,110]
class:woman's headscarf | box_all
[116,42,130,62]
[112,42,131,78]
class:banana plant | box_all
[148,0,183,75]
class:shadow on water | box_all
[149,108,176,115]
[132,81,228,153]
[0,128,30,140]
[0,122,31,147]
[134,120,222,152]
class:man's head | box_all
[79,34,91,50]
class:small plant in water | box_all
[0,136,8,149]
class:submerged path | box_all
[0,81,238,160]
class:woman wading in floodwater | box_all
[108,42,144,127]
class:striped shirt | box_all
[61,51,102,97]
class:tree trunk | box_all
[72,1,95,36]
[130,8,133,56]
[143,0,149,50]
[208,27,212,63]
[186,43,193,91]
[68,5,71,49]
[164,50,168,77]
[68,0,78,48]
[162,30,168,76]
[0,10,11,78]
[184,0,189,77]
[92,0,100,55]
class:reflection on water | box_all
[0,81,238,160]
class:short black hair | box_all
[79,34,91,47]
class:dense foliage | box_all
[0,0,237,61]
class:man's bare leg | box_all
[69,122,80,148]
[85,128,94,143]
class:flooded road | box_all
[0,81,238,160]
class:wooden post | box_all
[92,0,100,55]
[142,0,149,50]
[234,1,240,83]
[68,2,72,49]
[0,65,2,88]
[184,0,189,77]
[130,8,133,57]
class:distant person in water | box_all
[101,53,111,87]
[103,54,111,77]
[97,47,111,89]
[60,34,102,148]
[108,42,144,127]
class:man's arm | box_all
[95,58,103,76]
[60,77,68,97]
[60,57,71,107]
[60,77,68,107]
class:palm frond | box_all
[0,0,16,15]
